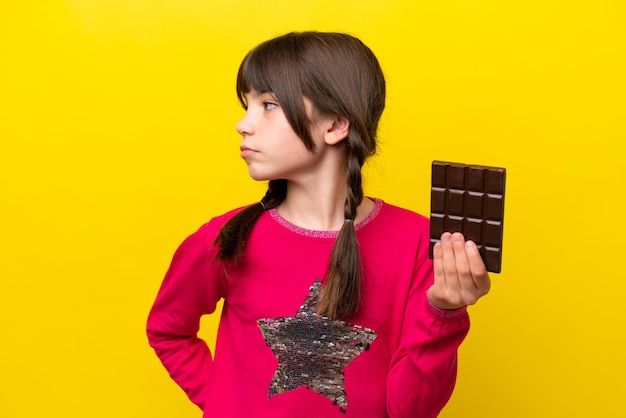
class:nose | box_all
[236,112,254,136]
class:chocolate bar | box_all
[429,160,506,273]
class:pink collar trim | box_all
[269,198,383,238]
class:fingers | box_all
[430,232,463,309]
[432,238,445,289]
[451,233,474,289]
[428,232,491,310]
[465,239,491,295]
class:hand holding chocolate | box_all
[429,160,506,273]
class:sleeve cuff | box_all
[426,296,468,318]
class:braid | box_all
[262,179,288,209]
[318,136,366,320]
[344,141,366,220]
[215,179,287,262]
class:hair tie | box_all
[345,219,354,223]
[259,201,266,210]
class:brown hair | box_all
[214,31,386,320]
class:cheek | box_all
[279,126,308,149]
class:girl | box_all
[147,31,490,417]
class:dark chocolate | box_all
[429,160,506,273]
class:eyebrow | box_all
[244,90,277,102]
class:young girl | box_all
[147,31,490,417]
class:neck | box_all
[278,175,346,231]
[277,177,374,231]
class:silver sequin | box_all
[258,280,377,413]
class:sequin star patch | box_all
[257,280,377,413]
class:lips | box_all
[240,144,256,158]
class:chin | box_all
[247,170,272,182]
[245,165,285,182]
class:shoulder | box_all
[359,199,431,253]
[206,205,248,228]
[184,205,251,246]
[375,200,430,233]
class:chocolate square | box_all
[429,160,506,273]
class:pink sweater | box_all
[147,199,470,417]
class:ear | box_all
[323,115,350,145]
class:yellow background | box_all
[1,1,624,417]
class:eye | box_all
[263,101,278,111]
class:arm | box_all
[386,250,470,418]
[146,224,222,410]
[386,231,491,416]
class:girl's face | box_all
[236,90,335,183]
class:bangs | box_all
[236,34,314,150]
[236,50,277,107]
[236,38,301,107]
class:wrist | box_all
[426,288,466,310]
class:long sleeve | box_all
[146,224,223,410]
[386,251,470,418]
